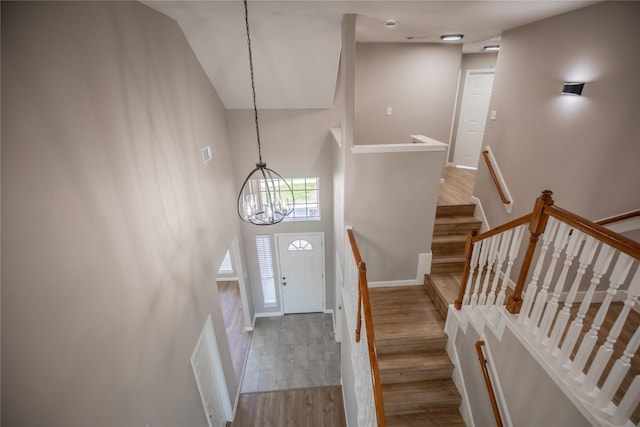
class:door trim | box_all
[274,232,326,314]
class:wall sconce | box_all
[562,82,585,96]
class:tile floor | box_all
[241,313,341,392]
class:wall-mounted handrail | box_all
[476,341,504,427]
[596,209,640,226]
[347,228,387,427]
[482,148,511,205]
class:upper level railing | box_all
[345,227,386,427]
[597,209,640,226]
[455,190,640,426]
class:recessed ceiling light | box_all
[483,45,500,51]
[384,19,399,28]
[440,34,464,41]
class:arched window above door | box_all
[288,239,313,251]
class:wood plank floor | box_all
[217,280,252,384]
[228,386,347,427]
[369,286,446,343]
[438,167,476,206]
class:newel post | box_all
[506,190,554,314]
[455,228,478,310]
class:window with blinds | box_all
[255,235,276,305]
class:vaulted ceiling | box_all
[144,1,596,110]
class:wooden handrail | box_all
[482,149,511,205]
[545,205,640,259]
[471,213,532,243]
[346,228,387,427]
[596,209,640,226]
[476,341,504,427]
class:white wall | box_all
[2,2,240,425]
[474,2,640,227]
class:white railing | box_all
[456,191,640,426]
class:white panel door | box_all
[276,233,325,314]
[453,70,495,168]
[191,315,232,427]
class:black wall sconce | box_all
[562,82,585,96]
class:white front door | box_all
[276,232,325,314]
[453,70,495,168]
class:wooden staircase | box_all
[426,204,481,317]
[369,286,465,426]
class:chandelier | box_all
[237,0,294,225]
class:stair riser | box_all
[381,367,454,384]
[433,222,481,237]
[424,281,450,320]
[436,204,475,217]
[430,261,465,274]
[432,241,467,256]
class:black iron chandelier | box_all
[237,0,294,226]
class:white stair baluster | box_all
[559,243,615,367]
[497,224,526,306]
[582,262,638,393]
[519,218,559,327]
[550,235,597,355]
[463,242,482,306]
[479,235,500,305]
[611,375,640,426]
[596,323,640,408]
[538,225,582,344]
[529,221,568,335]
[488,230,511,306]
[471,240,490,306]
[569,250,631,378]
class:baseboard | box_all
[417,252,432,281]
[254,311,284,318]
[368,279,420,288]
[470,195,490,231]
[216,276,240,282]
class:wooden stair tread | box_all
[431,255,465,263]
[427,272,462,306]
[383,379,461,407]
[379,349,453,373]
[386,411,466,427]
[432,235,467,244]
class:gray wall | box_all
[355,43,462,145]
[226,108,341,315]
[475,1,640,227]
[2,2,240,425]
[344,150,443,282]
[449,52,498,163]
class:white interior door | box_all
[276,233,325,314]
[191,315,232,427]
[453,70,495,168]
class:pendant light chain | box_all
[244,0,263,164]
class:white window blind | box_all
[255,235,276,305]
[217,250,234,274]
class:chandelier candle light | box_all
[237,0,294,225]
